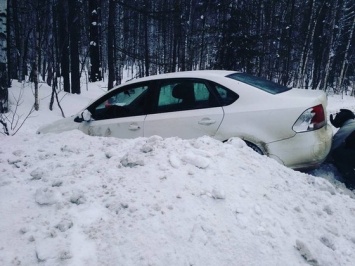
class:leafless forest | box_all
[0,0,354,96]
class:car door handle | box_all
[198,118,216,126]
[129,124,141,131]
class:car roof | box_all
[122,70,239,85]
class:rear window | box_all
[227,73,291,94]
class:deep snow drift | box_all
[1,80,355,266]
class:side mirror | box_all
[82,109,92,121]
[74,110,92,123]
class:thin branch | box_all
[12,106,35,135]
[0,118,9,135]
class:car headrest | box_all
[172,83,194,100]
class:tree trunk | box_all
[89,0,102,82]
[58,0,70,93]
[5,0,11,86]
[34,29,40,111]
[311,1,329,90]
[281,0,295,86]
[296,0,315,88]
[0,0,9,113]
[107,0,116,90]
[321,0,339,91]
[11,0,21,81]
[143,0,150,76]
[338,15,355,93]
[69,0,80,94]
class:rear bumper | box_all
[266,124,333,170]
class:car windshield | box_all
[227,73,291,94]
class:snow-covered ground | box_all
[1,80,355,266]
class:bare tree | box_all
[58,0,70,93]
[0,87,34,136]
[0,0,9,114]
[107,0,116,90]
[68,0,80,94]
[4,0,355,97]
[338,2,355,93]
[89,0,102,82]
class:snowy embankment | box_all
[1,81,355,265]
[327,93,355,115]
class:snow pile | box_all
[1,131,355,265]
[1,81,355,265]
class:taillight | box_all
[293,104,326,132]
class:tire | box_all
[245,141,264,155]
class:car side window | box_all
[91,84,148,120]
[156,80,219,113]
[214,83,239,106]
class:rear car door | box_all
[79,82,150,138]
[144,79,224,139]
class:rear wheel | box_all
[245,141,264,155]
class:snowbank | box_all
[1,81,355,265]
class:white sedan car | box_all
[38,70,332,170]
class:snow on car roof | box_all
[122,70,238,85]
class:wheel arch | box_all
[223,136,268,156]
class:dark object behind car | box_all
[330,109,355,189]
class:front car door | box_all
[79,82,150,138]
[144,79,224,139]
